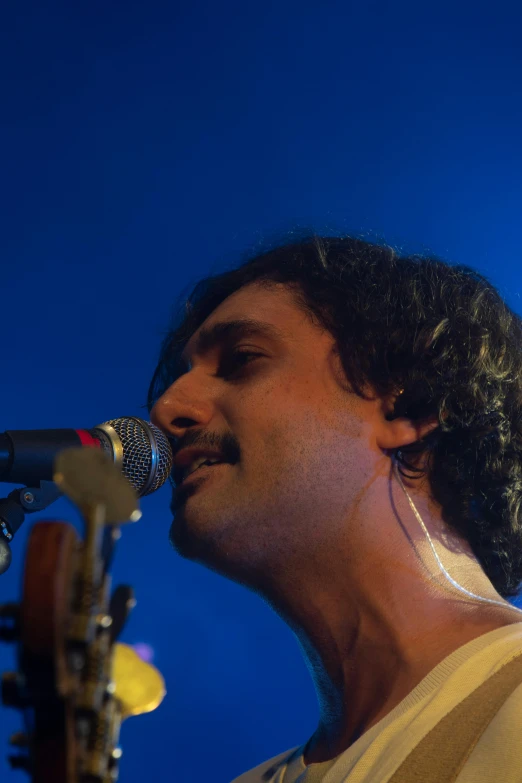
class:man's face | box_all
[150,282,380,588]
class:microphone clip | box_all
[0,481,63,575]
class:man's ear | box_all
[376,414,439,450]
[376,391,439,450]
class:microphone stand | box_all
[0,481,62,575]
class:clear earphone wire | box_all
[392,452,522,616]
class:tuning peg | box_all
[9,732,29,747]
[109,585,136,644]
[1,672,30,708]
[0,602,20,641]
[0,536,12,576]
[99,747,122,783]
[7,753,31,772]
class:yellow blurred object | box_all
[112,643,166,718]
[54,448,142,524]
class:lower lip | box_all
[180,462,228,486]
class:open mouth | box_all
[181,461,228,484]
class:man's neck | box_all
[302,607,522,766]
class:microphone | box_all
[0,417,173,497]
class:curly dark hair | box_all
[148,235,522,599]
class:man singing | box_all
[149,236,522,782]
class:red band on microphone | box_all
[75,429,100,448]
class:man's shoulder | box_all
[229,746,300,783]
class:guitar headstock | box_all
[0,448,166,782]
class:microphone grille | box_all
[103,417,173,496]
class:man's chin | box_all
[168,513,224,570]
[169,514,202,559]
[169,514,268,594]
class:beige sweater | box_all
[230,621,522,783]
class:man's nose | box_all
[150,382,214,441]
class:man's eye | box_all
[219,349,264,378]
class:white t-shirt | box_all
[230,622,522,783]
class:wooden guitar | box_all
[0,448,165,782]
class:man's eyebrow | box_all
[180,318,286,367]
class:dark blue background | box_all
[1,2,522,781]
